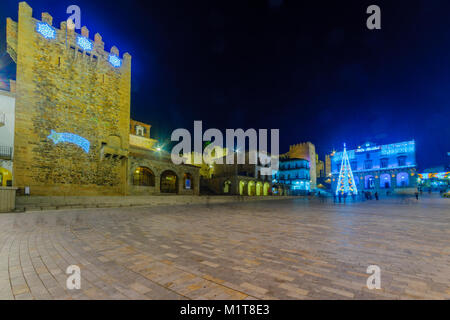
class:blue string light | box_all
[108,54,122,68]
[47,130,90,153]
[76,36,93,51]
[36,22,56,39]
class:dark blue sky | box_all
[1,0,449,169]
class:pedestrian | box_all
[375,192,379,201]
[338,193,342,203]
[415,191,419,200]
[333,193,337,203]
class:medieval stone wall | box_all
[8,2,131,195]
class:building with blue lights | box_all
[331,141,418,194]
[274,158,311,195]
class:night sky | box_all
[1,0,449,169]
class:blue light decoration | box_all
[47,130,90,153]
[335,143,358,196]
[76,35,93,51]
[36,22,56,39]
[108,54,122,68]
[381,141,415,156]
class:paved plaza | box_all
[0,196,449,300]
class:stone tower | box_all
[6,2,131,195]
[287,142,317,190]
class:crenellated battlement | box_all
[7,1,131,70]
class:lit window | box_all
[36,22,56,39]
[76,36,93,51]
[108,54,122,68]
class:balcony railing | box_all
[0,146,12,160]
[0,113,5,127]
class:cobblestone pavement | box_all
[0,196,449,300]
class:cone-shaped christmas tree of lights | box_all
[335,143,358,196]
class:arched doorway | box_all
[183,173,193,190]
[365,175,375,189]
[160,170,178,193]
[239,181,246,195]
[396,172,409,187]
[380,173,391,188]
[133,167,155,186]
[263,182,270,196]
[256,182,262,196]
[248,181,256,196]
[223,180,231,194]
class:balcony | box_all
[0,113,5,127]
[0,146,12,160]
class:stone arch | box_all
[133,166,155,186]
[160,170,178,193]
[223,180,231,194]
[239,180,247,196]
[380,173,391,188]
[248,181,256,196]
[396,172,409,187]
[263,182,270,196]
[256,181,263,196]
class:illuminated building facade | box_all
[281,142,317,190]
[418,171,449,192]
[275,158,310,194]
[331,141,418,194]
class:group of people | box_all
[332,191,380,203]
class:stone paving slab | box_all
[0,196,449,300]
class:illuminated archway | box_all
[239,181,246,195]
[160,170,178,193]
[256,182,263,196]
[248,181,256,196]
[365,175,375,189]
[263,182,270,196]
[396,172,409,187]
[380,173,391,188]
[223,180,231,194]
[133,167,155,186]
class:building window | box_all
[366,153,370,159]
[133,167,155,186]
[364,160,373,170]
[183,173,193,189]
[135,125,145,137]
[380,158,389,168]
[351,161,357,171]
[397,156,407,167]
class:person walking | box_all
[415,191,419,200]
[375,192,379,201]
